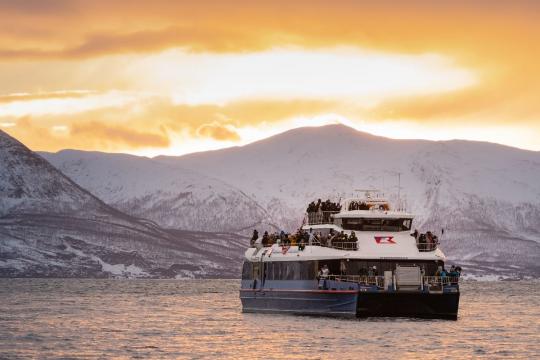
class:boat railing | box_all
[423,276,460,285]
[321,275,385,287]
[320,274,460,288]
[251,238,359,251]
[306,211,340,225]
[416,241,439,252]
[327,241,358,251]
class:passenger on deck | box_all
[340,260,347,275]
[279,230,286,244]
[308,228,315,246]
[328,229,336,247]
[418,233,426,251]
[283,233,290,246]
[250,230,259,246]
[315,231,322,245]
[426,231,434,250]
[359,202,369,210]
[262,231,269,246]
[322,264,330,278]
[303,229,310,243]
[349,231,358,242]
[440,267,447,278]
[298,238,306,251]
[368,266,378,277]
[271,232,278,245]
[411,229,419,240]
[449,266,460,284]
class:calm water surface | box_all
[0,279,538,359]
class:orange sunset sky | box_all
[0,0,539,156]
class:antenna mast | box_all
[397,172,401,211]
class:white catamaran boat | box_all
[240,191,461,319]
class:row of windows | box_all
[242,261,316,281]
[341,218,412,232]
[242,259,442,280]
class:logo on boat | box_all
[374,236,396,244]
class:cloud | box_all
[3,94,540,154]
[0,1,538,62]
[0,98,336,152]
[70,121,170,148]
[0,90,96,103]
[0,27,260,60]
[4,116,170,152]
[196,122,240,141]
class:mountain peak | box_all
[0,129,106,216]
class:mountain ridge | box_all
[0,130,247,278]
[42,124,540,278]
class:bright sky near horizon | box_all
[0,1,539,155]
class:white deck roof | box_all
[334,210,414,219]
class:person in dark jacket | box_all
[250,230,258,246]
[262,231,269,246]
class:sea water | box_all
[0,279,538,359]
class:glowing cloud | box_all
[133,48,476,106]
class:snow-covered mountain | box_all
[157,125,540,278]
[41,150,272,233]
[37,124,540,278]
[0,130,247,278]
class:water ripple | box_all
[0,279,538,359]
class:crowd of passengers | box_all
[347,201,371,211]
[410,230,439,251]
[306,199,342,213]
[250,228,358,249]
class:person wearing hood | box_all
[250,230,258,246]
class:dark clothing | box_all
[250,230,258,246]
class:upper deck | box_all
[249,191,444,261]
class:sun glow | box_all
[134,47,477,106]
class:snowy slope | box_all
[32,125,540,278]
[41,150,273,233]
[0,130,247,278]
[157,125,540,278]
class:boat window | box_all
[342,218,412,231]
[241,261,252,280]
[323,259,440,276]
[266,261,317,280]
[252,263,260,280]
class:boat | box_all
[239,190,461,319]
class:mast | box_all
[397,172,401,211]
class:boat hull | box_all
[240,289,358,318]
[240,288,459,320]
[356,291,460,320]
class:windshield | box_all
[342,218,412,231]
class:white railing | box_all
[320,274,460,288]
[306,211,340,225]
[416,242,439,252]
[423,276,460,285]
[327,241,358,251]
[321,275,385,287]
